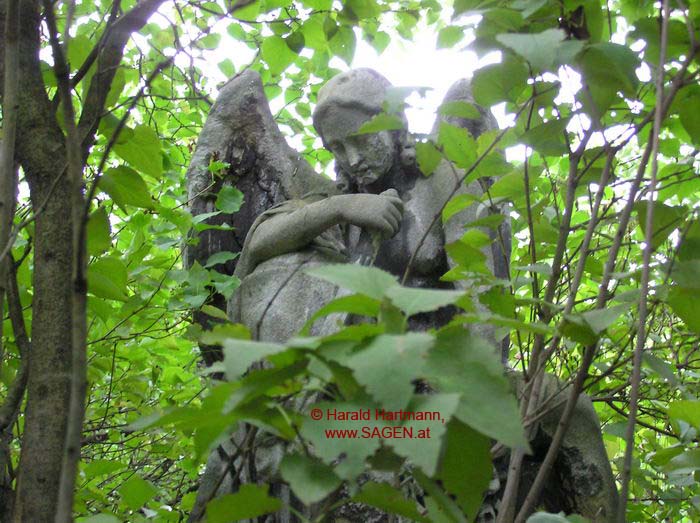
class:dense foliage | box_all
[0,0,699,522]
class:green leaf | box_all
[442,193,479,223]
[300,400,384,479]
[462,229,494,249]
[205,484,282,522]
[285,31,305,53]
[301,293,380,334]
[215,186,245,213]
[668,400,700,430]
[438,122,477,169]
[445,239,489,275]
[521,118,570,156]
[580,304,629,334]
[199,33,221,49]
[452,0,487,19]
[346,333,433,411]
[630,17,690,65]
[218,58,236,78]
[352,482,429,522]
[426,327,528,450]
[83,459,123,479]
[262,35,297,75]
[301,17,327,50]
[88,256,128,301]
[280,453,342,505]
[200,323,251,346]
[119,476,157,510]
[633,202,685,250]
[480,286,515,317]
[329,26,356,65]
[650,445,685,467]
[488,171,525,200]
[560,314,597,345]
[678,219,700,261]
[224,360,308,414]
[78,516,121,523]
[642,352,680,386]
[438,420,492,521]
[678,86,700,145]
[415,141,442,176]
[322,15,338,40]
[439,100,481,120]
[386,286,464,317]
[87,207,111,256]
[302,0,332,8]
[414,468,468,523]
[368,30,391,54]
[577,43,640,116]
[105,67,125,108]
[201,304,229,321]
[512,0,548,19]
[67,35,93,68]
[496,28,566,72]
[663,448,700,474]
[355,113,405,135]
[113,125,163,178]
[205,251,239,268]
[234,0,261,18]
[305,264,398,300]
[437,26,464,49]
[222,339,286,379]
[388,393,459,476]
[472,58,528,107]
[99,166,153,209]
[344,0,380,19]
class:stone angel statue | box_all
[184,69,617,522]
[226,68,510,348]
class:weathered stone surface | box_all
[186,70,335,269]
[229,251,348,340]
[184,70,335,363]
[187,68,617,523]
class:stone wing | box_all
[434,78,512,362]
[185,69,335,273]
[431,77,499,136]
[185,70,335,362]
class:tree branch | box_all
[77,0,166,160]
[0,0,19,374]
[513,31,698,523]
[0,259,29,431]
[617,2,670,520]
[42,1,88,520]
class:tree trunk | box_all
[9,0,73,520]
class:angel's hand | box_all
[334,192,404,237]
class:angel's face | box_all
[319,106,395,187]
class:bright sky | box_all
[162,10,509,171]
[172,10,503,135]
[338,22,498,135]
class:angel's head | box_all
[313,69,413,190]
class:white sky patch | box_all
[171,10,507,137]
[344,24,483,134]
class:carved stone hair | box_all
[312,68,393,137]
[312,68,417,191]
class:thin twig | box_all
[43,0,88,519]
[0,0,20,372]
[617,2,670,520]
[401,98,533,284]
[0,259,30,431]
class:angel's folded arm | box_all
[245,196,344,266]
